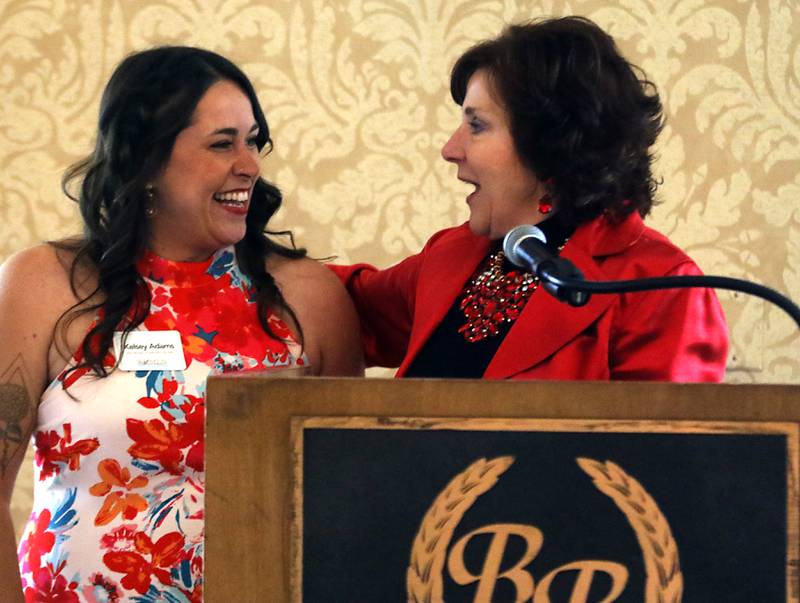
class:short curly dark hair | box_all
[450,16,664,226]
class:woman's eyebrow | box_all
[208,123,259,136]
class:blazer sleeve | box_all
[609,260,729,382]
[327,227,464,368]
[327,255,422,368]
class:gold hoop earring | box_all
[144,184,157,217]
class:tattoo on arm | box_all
[0,355,33,477]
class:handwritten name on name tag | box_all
[113,331,187,371]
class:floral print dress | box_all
[16,247,306,602]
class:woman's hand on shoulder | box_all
[268,255,365,376]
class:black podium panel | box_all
[296,418,795,602]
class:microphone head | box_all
[502,224,547,267]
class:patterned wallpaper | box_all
[3,0,799,536]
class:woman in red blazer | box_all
[333,16,728,381]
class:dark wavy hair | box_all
[55,46,305,382]
[450,16,664,226]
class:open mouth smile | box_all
[458,177,480,202]
[213,190,249,208]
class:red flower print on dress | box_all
[265,349,293,367]
[136,378,180,411]
[182,403,204,473]
[103,531,185,594]
[158,393,204,427]
[142,306,179,332]
[169,283,267,360]
[184,584,203,603]
[126,418,190,475]
[17,509,55,575]
[149,284,170,308]
[144,305,214,363]
[168,284,220,324]
[58,323,116,390]
[24,563,79,603]
[89,459,150,526]
[99,524,138,552]
[34,424,99,480]
[266,314,294,340]
[81,572,122,603]
[81,573,121,603]
[181,547,204,602]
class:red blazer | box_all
[331,213,729,381]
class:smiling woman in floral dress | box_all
[0,47,363,602]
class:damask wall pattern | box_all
[3,0,799,536]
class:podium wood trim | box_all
[205,377,800,601]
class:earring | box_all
[537,178,555,215]
[537,193,553,215]
[144,184,157,217]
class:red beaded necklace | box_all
[457,251,538,342]
[458,237,568,342]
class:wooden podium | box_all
[205,375,799,602]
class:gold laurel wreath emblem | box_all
[406,456,514,603]
[577,458,684,603]
[407,456,683,603]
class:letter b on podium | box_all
[447,523,541,602]
[446,523,628,603]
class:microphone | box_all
[503,225,552,275]
[503,225,590,306]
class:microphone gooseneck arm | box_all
[503,224,800,329]
[540,271,800,328]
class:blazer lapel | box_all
[484,214,644,379]
[399,231,492,374]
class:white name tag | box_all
[113,331,187,371]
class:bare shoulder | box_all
[1,242,98,309]
[0,244,82,350]
[1,244,72,304]
[267,254,354,322]
[267,254,341,288]
[0,246,71,415]
[0,243,99,375]
[266,254,364,376]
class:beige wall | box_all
[3,0,799,536]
